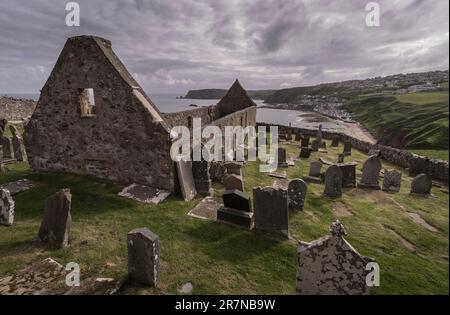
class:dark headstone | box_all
[316,125,323,146]
[288,179,307,211]
[338,163,357,188]
[299,147,312,159]
[408,156,430,177]
[217,207,254,229]
[295,131,302,142]
[285,128,293,141]
[253,187,289,238]
[1,136,14,159]
[410,173,432,195]
[331,135,340,147]
[358,156,382,190]
[222,190,251,211]
[0,188,14,226]
[127,228,160,287]
[301,136,310,148]
[38,189,72,248]
[382,170,402,192]
[343,142,352,156]
[324,165,343,197]
[192,159,213,197]
[277,148,288,168]
[224,174,244,192]
[311,140,319,152]
[337,154,345,164]
[225,162,243,176]
[303,161,323,183]
[210,161,227,183]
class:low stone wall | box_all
[0,97,36,121]
[258,123,449,183]
[161,105,220,128]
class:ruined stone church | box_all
[24,36,256,194]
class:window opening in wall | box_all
[80,88,96,117]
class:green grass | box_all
[0,140,448,294]
[408,150,449,161]
[344,92,449,150]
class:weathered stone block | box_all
[217,207,254,229]
[410,173,432,195]
[253,187,289,238]
[324,165,343,197]
[382,170,402,192]
[0,188,14,226]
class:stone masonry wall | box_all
[258,123,449,183]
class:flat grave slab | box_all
[118,184,170,204]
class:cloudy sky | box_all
[0,0,448,94]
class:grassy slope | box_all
[1,140,448,295]
[344,91,449,150]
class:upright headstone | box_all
[410,173,432,195]
[303,161,323,183]
[285,128,293,141]
[225,162,242,176]
[1,137,14,159]
[358,156,382,190]
[224,174,244,192]
[192,158,213,197]
[324,165,343,197]
[299,147,312,159]
[277,148,288,168]
[338,163,357,188]
[9,125,27,162]
[331,135,340,147]
[343,142,352,156]
[127,228,160,287]
[301,136,310,148]
[38,189,72,248]
[217,190,253,229]
[176,159,197,201]
[0,189,14,226]
[288,179,307,211]
[337,154,345,164]
[296,221,375,295]
[295,131,302,142]
[253,187,289,238]
[311,140,319,152]
[316,125,323,148]
[382,170,402,192]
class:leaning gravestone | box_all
[382,170,402,192]
[288,179,307,211]
[38,189,72,248]
[324,165,343,197]
[301,136,310,148]
[303,161,323,183]
[343,142,352,156]
[299,147,312,159]
[331,135,340,147]
[224,174,244,192]
[253,187,289,238]
[277,148,288,168]
[176,159,197,201]
[9,125,27,162]
[217,190,253,229]
[358,156,382,190]
[127,228,160,287]
[410,173,432,195]
[0,189,14,226]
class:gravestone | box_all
[382,170,402,192]
[343,142,352,156]
[253,187,289,238]
[0,189,14,226]
[299,147,312,159]
[38,189,72,248]
[192,159,213,197]
[331,135,340,147]
[301,136,310,148]
[303,161,323,183]
[176,160,197,201]
[358,156,382,190]
[410,173,432,195]
[295,131,302,142]
[9,125,27,162]
[277,148,288,168]
[296,221,375,295]
[127,228,160,287]
[311,140,319,152]
[321,141,327,149]
[285,128,293,141]
[338,163,357,188]
[209,161,227,183]
[408,156,430,177]
[224,174,244,192]
[288,179,307,211]
[1,137,14,159]
[324,165,343,197]
[225,162,243,176]
[337,154,345,164]
[222,190,251,211]
[316,125,323,147]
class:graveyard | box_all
[1,125,448,295]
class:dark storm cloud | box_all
[0,0,448,93]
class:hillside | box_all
[184,89,275,100]
[343,91,449,150]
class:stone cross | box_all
[358,156,382,189]
[382,169,402,192]
[127,228,160,287]
[0,189,14,226]
[324,165,343,197]
[288,179,307,211]
[38,189,72,248]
